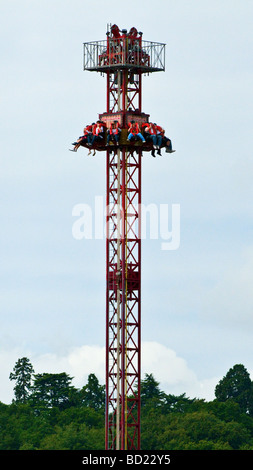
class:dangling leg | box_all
[137,133,146,143]
[165,137,175,153]
[156,135,162,155]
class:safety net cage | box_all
[83,39,165,73]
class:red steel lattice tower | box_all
[82,24,166,450]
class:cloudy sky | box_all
[1,0,253,404]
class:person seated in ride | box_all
[140,122,175,156]
[127,120,146,143]
[86,124,94,143]
[141,122,151,142]
[141,122,160,156]
[145,123,158,146]
[91,121,105,144]
[71,124,93,151]
[162,134,175,153]
[106,120,121,146]
[154,123,175,153]
[153,123,163,155]
[89,121,106,155]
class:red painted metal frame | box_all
[106,71,142,115]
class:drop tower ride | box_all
[81,24,166,450]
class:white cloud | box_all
[33,345,106,389]
[142,341,196,386]
[2,342,217,405]
[141,341,216,401]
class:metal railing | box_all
[83,39,165,72]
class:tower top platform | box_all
[83,25,165,73]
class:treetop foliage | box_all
[2,359,253,450]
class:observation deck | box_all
[83,36,165,73]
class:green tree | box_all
[30,372,76,410]
[9,357,34,403]
[0,402,53,450]
[215,364,253,416]
[164,393,196,413]
[39,422,104,450]
[79,373,105,410]
[140,373,165,407]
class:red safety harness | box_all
[93,124,104,135]
[155,124,164,136]
[84,125,92,135]
[110,122,120,135]
[128,122,140,135]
